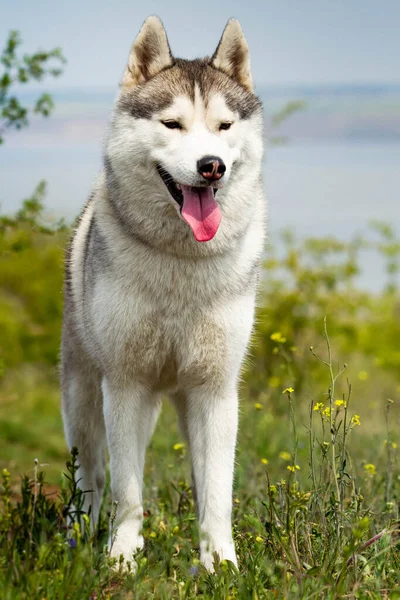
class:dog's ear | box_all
[122,16,173,87]
[211,19,253,93]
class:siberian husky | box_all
[61,15,265,570]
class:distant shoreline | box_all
[5,83,399,145]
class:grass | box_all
[1,196,400,597]
[1,328,400,598]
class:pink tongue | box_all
[180,185,222,242]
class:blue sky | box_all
[1,0,400,89]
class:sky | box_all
[1,0,400,90]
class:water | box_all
[1,140,399,290]
[266,141,399,237]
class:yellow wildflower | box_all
[287,465,300,473]
[261,458,269,465]
[322,407,331,418]
[384,440,398,449]
[173,442,185,451]
[313,402,324,412]
[269,485,277,494]
[282,387,294,394]
[255,536,263,543]
[364,463,376,475]
[351,414,361,426]
[254,402,262,410]
[279,451,291,461]
[270,332,286,343]
[335,399,346,408]
[149,531,157,538]
[358,371,368,381]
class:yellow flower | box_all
[384,440,398,449]
[351,414,361,426]
[313,402,324,412]
[322,407,331,418]
[282,387,294,394]
[364,463,376,475]
[261,458,269,465]
[173,442,185,451]
[269,485,277,494]
[287,465,300,473]
[255,536,263,543]
[270,332,287,343]
[254,402,262,410]
[358,371,368,381]
[149,531,157,538]
[335,399,346,408]
[279,451,291,461]
[269,376,280,388]
[279,479,286,486]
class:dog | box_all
[61,15,265,571]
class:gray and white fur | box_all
[61,15,265,571]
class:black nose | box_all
[197,155,226,181]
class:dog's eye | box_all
[161,120,182,130]
[219,122,233,131]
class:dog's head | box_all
[106,16,263,243]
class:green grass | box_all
[1,335,400,598]
[1,198,400,597]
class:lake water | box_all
[1,140,399,290]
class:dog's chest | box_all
[91,258,231,390]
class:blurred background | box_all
[2,0,400,288]
[0,1,399,483]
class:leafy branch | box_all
[0,30,66,144]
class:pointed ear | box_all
[122,16,173,87]
[211,19,253,92]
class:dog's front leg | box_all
[102,378,160,567]
[186,385,238,570]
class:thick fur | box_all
[61,16,265,570]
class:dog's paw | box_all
[108,521,144,571]
[200,540,238,572]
